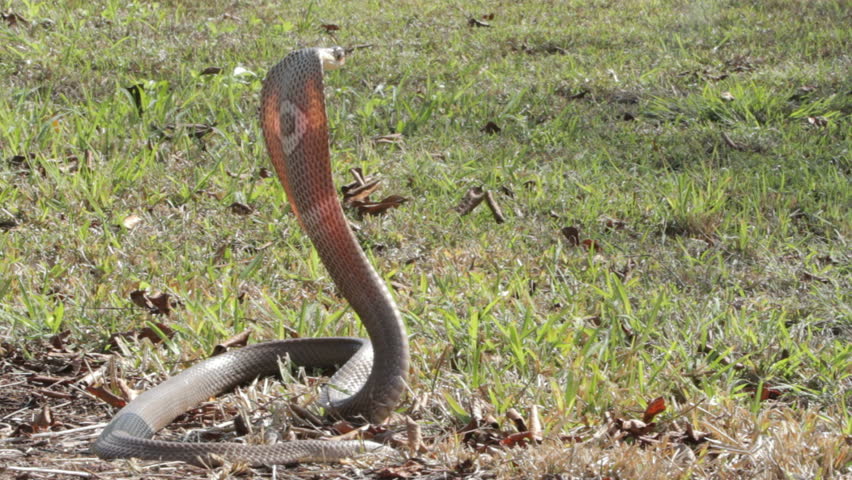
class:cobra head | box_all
[318,47,346,71]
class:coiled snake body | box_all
[93,47,410,466]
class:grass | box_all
[1,0,850,478]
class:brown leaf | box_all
[455,187,487,215]
[130,290,173,315]
[117,378,138,402]
[49,330,71,352]
[200,66,223,75]
[601,216,627,230]
[229,202,253,215]
[757,384,782,401]
[258,167,273,178]
[376,459,426,479]
[506,408,526,431]
[343,178,382,204]
[481,121,501,134]
[684,422,710,444]
[86,385,127,409]
[355,195,407,216]
[499,431,534,447]
[372,133,405,145]
[107,320,175,349]
[529,405,542,442]
[482,13,495,20]
[484,191,506,224]
[321,23,340,32]
[406,416,423,454]
[581,238,600,251]
[31,405,54,433]
[211,329,251,356]
[561,226,580,246]
[234,413,250,436]
[620,418,653,436]
[2,11,28,27]
[642,397,666,423]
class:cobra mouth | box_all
[318,46,346,70]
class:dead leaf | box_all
[343,179,382,205]
[211,329,251,356]
[49,330,71,352]
[484,191,506,224]
[321,23,340,32]
[2,11,28,27]
[455,186,486,215]
[372,133,405,145]
[581,239,600,251]
[561,226,580,246]
[229,202,253,215]
[376,459,426,479]
[642,397,666,423]
[107,321,175,350]
[406,416,423,454]
[355,195,407,216]
[620,418,653,436]
[122,214,142,229]
[200,66,223,75]
[31,405,54,433]
[129,290,174,315]
[499,431,534,447]
[468,17,491,27]
[720,91,735,101]
[86,385,127,408]
[684,422,710,444]
[506,408,526,431]
[757,384,782,401]
[601,216,627,230]
[117,378,138,402]
[481,121,501,134]
[258,167,273,178]
[529,405,542,442]
[482,13,495,20]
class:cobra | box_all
[93,47,410,466]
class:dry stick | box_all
[5,466,93,478]
[0,423,108,443]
